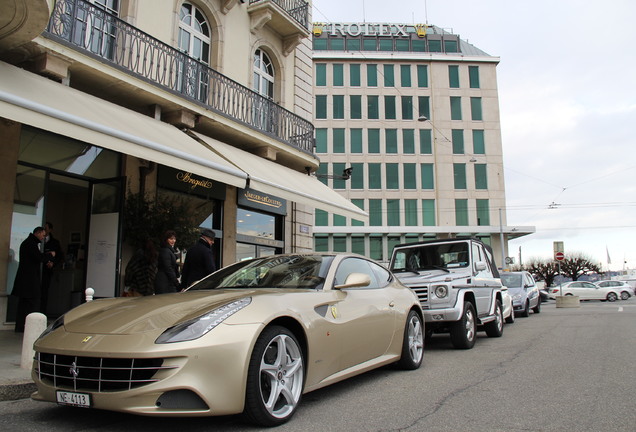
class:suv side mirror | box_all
[474,261,487,272]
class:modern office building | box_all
[311,22,533,265]
[0,0,366,325]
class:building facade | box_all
[311,22,533,265]
[0,0,366,326]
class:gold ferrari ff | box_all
[31,253,424,426]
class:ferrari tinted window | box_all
[369,261,392,288]
[335,258,379,288]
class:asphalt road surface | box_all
[2,299,635,431]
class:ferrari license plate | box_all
[56,390,91,408]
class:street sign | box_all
[555,251,565,261]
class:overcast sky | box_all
[312,0,636,271]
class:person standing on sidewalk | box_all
[12,227,54,332]
[181,229,216,289]
[155,230,181,294]
[41,221,63,315]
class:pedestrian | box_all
[12,226,55,332]
[155,230,181,294]
[181,228,216,289]
[123,238,157,296]
[41,221,63,315]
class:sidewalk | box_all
[0,329,37,401]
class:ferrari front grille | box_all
[35,352,177,392]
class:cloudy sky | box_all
[312,0,636,271]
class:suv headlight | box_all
[432,284,449,299]
[156,298,251,344]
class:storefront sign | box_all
[238,188,287,215]
[313,22,427,38]
[157,166,225,200]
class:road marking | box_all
[618,306,623,312]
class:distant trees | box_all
[517,253,602,286]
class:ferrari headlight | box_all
[156,297,252,344]
[38,315,64,340]
[432,284,449,299]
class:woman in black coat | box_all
[154,230,181,294]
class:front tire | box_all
[450,302,476,349]
[505,307,515,324]
[532,298,541,314]
[396,310,424,370]
[484,300,504,338]
[607,292,618,302]
[520,300,530,317]
[244,326,304,427]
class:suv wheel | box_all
[485,300,504,338]
[450,302,476,349]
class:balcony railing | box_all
[43,0,314,153]
[249,0,310,30]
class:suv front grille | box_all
[35,352,177,392]
[409,285,429,305]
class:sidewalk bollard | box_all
[85,287,94,302]
[21,312,47,370]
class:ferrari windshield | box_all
[187,254,335,290]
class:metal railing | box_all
[44,0,314,153]
[249,0,310,29]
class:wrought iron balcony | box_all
[43,0,314,153]
[248,0,310,30]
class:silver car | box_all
[500,271,541,317]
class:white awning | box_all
[0,61,247,188]
[191,132,368,221]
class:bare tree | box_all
[525,258,560,287]
[560,253,602,281]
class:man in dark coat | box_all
[41,222,63,315]
[12,227,54,332]
[181,229,216,289]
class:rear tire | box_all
[484,300,504,338]
[620,291,629,300]
[505,307,515,324]
[450,302,476,349]
[396,310,424,370]
[532,298,541,314]
[520,300,530,317]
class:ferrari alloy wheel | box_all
[244,326,304,426]
[397,310,424,370]
[450,302,476,349]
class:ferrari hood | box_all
[63,290,262,335]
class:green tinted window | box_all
[469,66,480,88]
[333,162,346,189]
[448,65,460,88]
[369,200,383,226]
[477,199,490,225]
[450,96,462,120]
[315,209,328,226]
[333,95,345,119]
[473,129,485,154]
[471,97,483,120]
[387,199,400,226]
[316,95,327,119]
[401,96,413,120]
[316,63,326,86]
[400,65,411,87]
[350,128,362,153]
[363,39,377,51]
[421,163,434,189]
[444,39,458,53]
[351,162,364,189]
[350,64,361,86]
[417,65,428,87]
[455,199,468,225]
[396,39,410,52]
[330,38,344,50]
[351,234,365,253]
[317,163,328,185]
[418,96,430,119]
[452,129,464,154]
[351,200,365,227]
[368,163,381,189]
[422,199,435,226]
[369,235,383,260]
[367,64,378,86]
[453,163,466,189]
[385,129,398,154]
[429,39,442,52]
[346,38,361,51]
[419,129,432,154]
[350,95,362,119]
[332,234,346,251]
[333,128,345,153]
[315,128,327,153]
[314,235,328,251]
[412,40,425,52]
[405,199,418,226]
[367,95,379,119]
[333,64,344,86]
[475,164,488,189]
[368,129,380,153]
[313,38,328,50]
[402,129,415,154]
[383,64,394,87]
[386,163,399,189]
[404,163,416,189]
[379,39,393,51]
[384,96,396,119]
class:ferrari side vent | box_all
[34,352,178,392]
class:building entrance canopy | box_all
[0,62,367,221]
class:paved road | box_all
[2,299,635,431]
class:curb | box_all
[0,380,36,402]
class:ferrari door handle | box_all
[389,301,395,307]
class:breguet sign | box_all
[313,22,427,38]
[157,166,225,200]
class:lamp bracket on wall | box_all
[306,166,353,180]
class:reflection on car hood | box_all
[395,270,469,285]
[63,290,281,335]
[506,287,525,295]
